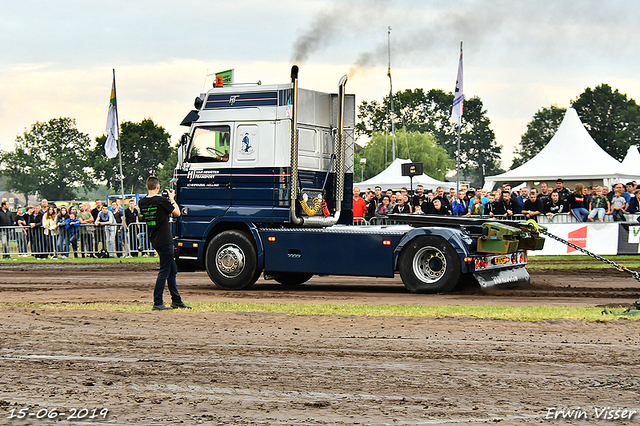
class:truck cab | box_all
[172,67,542,293]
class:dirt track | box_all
[1,263,640,307]
[1,264,639,425]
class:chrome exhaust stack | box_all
[333,74,348,221]
[289,66,348,227]
[289,65,304,226]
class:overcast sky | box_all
[1,0,639,169]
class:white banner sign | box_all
[529,223,619,256]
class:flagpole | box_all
[456,123,461,193]
[112,69,130,256]
[387,26,395,162]
[453,41,463,192]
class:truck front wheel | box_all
[398,236,461,294]
[206,230,262,290]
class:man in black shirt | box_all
[373,186,382,212]
[484,193,498,217]
[544,191,568,217]
[494,191,518,218]
[0,201,16,258]
[411,184,427,208]
[537,182,551,205]
[91,199,103,221]
[521,189,544,221]
[364,191,376,221]
[28,205,45,259]
[433,186,452,215]
[139,176,190,311]
[555,178,572,205]
[125,199,143,257]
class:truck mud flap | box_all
[473,267,530,289]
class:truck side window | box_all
[186,126,231,163]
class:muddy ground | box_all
[1,264,639,425]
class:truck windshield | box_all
[186,126,231,163]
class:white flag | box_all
[451,45,463,127]
[105,73,118,158]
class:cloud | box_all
[290,0,639,74]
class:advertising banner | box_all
[529,223,619,256]
[618,224,640,254]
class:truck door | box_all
[177,125,233,238]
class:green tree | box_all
[0,117,94,200]
[571,84,640,161]
[357,88,448,138]
[511,105,566,169]
[357,88,503,187]
[93,118,172,193]
[356,130,454,182]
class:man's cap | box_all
[556,178,564,183]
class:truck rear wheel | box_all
[398,236,461,294]
[206,230,262,290]
[272,273,314,288]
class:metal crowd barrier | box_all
[537,212,640,224]
[352,217,369,226]
[365,212,640,226]
[4,212,640,260]
[0,223,156,259]
[369,217,389,225]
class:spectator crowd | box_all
[0,198,152,259]
[3,179,639,258]
[352,179,640,224]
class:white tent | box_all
[485,108,637,190]
[622,145,640,175]
[356,158,451,192]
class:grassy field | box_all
[3,301,638,322]
[0,256,159,264]
[2,255,639,321]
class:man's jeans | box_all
[103,225,116,257]
[0,229,9,258]
[154,244,182,306]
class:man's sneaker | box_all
[171,302,192,309]
[152,304,173,311]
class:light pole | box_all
[360,158,367,182]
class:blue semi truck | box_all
[170,66,544,293]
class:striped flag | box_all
[105,71,118,158]
[451,44,463,127]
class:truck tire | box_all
[272,273,314,288]
[398,236,461,294]
[206,230,262,290]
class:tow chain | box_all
[524,220,640,316]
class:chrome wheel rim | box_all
[216,243,245,278]
[412,246,446,283]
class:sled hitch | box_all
[473,266,530,289]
